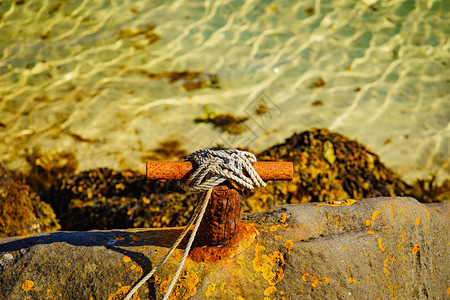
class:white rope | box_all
[124,149,265,300]
[180,149,266,193]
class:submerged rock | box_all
[0,197,448,299]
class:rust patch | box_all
[22,280,34,291]
[189,222,257,263]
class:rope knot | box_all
[180,149,266,193]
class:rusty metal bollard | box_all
[146,161,293,246]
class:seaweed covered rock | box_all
[0,164,60,238]
[41,168,197,231]
[243,128,416,212]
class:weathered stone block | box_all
[0,197,448,299]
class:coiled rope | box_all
[124,149,265,300]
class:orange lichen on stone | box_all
[383,257,390,276]
[130,264,136,270]
[264,286,278,296]
[348,277,357,284]
[302,273,310,282]
[372,210,381,220]
[159,270,199,300]
[367,230,375,235]
[311,276,320,288]
[412,244,420,254]
[123,256,131,263]
[108,286,138,300]
[285,240,294,250]
[378,238,385,251]
[253,245,285,286]
[322,277,330,284]
[365,220,371,227]
[22,280,34,291]
[446,287,450,296]
[205,283,222,297]
[280,212,287,223]
[269,225,278,232]
[415,217,421,225]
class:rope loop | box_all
[180,149,266,193]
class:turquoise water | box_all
[0,0,448,184]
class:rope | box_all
[180,149,266,192]
[124,149,265,300]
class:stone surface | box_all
[0,197,448,300]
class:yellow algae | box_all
[365,220,371,227]
[253,245,285,285]
[123,256,131,263]
[367,230,374,235]
[22,280,34,291]
[412,244,420,255]
[264,286,277,296]
[302,273,310,282]
[108,286,138,300]
[415,217,420,225]
[348,277,357,284]
[378,238,385,251]
[372,210,381,220]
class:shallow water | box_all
[0,0,448,184]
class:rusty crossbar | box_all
[146,161,293,181]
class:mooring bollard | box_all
[146,161,293,246]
